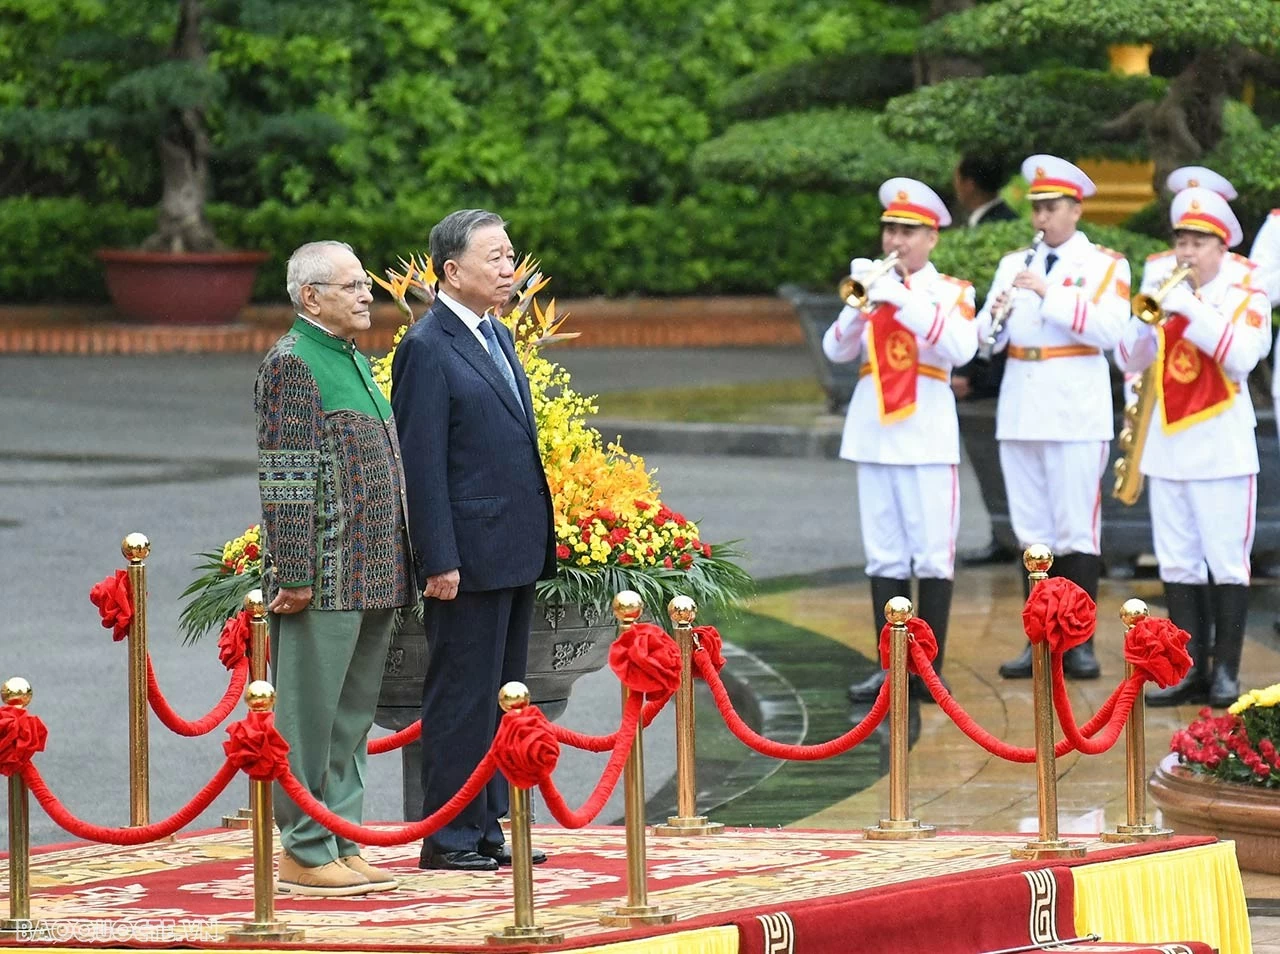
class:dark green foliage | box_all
[881,69,1166,161]
[693,109,956,192]
[930,220,1166,303]
[920,0,1280,57]
[719,55,916,120]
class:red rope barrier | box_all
[538,691,643,828]
[546,691,670,752]
[368,720,422,755]
[146,656,249,737]
[277,755,497,846]
[21,761,240,845]
[1051,659,1142,756]
[697,651,889,760]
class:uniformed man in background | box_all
[824,178,978,704]
[979,155,1131,681]
[1117,187,1271,708]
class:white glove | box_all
[867,274,908,307]
[849,257,876,282]
[1160,285,1199,319]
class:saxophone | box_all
[1111,263,1196,505]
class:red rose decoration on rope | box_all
[1124,617,1193,688]
[89,570,133,642]
[0,706,48,776]
[1021,577,1095,653]
[877,618,939,675]
[692,625,726,676]
[492,705,561,789]
[223,712,290,781]
[609,623,682,695]
[217,611,253,671]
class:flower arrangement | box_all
[179,254,750,640]
[1169,685,1280,788]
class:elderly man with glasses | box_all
[255,240,415,896]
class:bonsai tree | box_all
[0,0,344,252]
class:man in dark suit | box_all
[951,154,1020,566]
[391,209,556,872]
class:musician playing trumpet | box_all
[823,178,977,704]
[979,155,1130,682]
[1116,187,1272,709]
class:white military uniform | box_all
[977,229,1130,555]
[1116,189,1272,585]
[1253,211,1280,423]
[824,262,978,578]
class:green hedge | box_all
[931,219,1166,303]
[718,54,916,120]
[881,69,1166,161]
[2,187,890,301]
[692,108,957,192]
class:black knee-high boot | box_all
[997,557,1038,679]
[1057,552,1102,680]
[1209,584,1249,708]
[1146,582,1211,707]
[848,576,912,702]
[912,577,954,703]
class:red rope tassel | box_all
[368,720,422,755]
[21,761,239,845]
[538,691,643,828]
[697,651,889,759]
[147,656,249,737]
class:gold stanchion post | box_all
[653,596,723,837]
[865,597,936,840]
[122,532,151,828]
[1012,545,1086,860]
[599,591,676,927]
[488,681,564,946]
[225,680,303,943]
[1102,598,1172,843]
[0,678,45,942]
[224,589,266,829]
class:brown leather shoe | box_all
[340,854,399,891]
[277,852,374,897]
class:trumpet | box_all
[1131,263,1196,325]
[984,230,1044,346]
[837,251,900,310]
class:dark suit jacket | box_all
[972,199,1018,225]
[390,300,556,592]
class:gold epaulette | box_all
[1094,244,1126,260]
[1145,249,1173,262]
[937,273,973,289]
[1229,252,1258,270]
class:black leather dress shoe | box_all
[961,540,1019,567]
[998,645,1033,679]
[419,849,499,872]
[478,842,548,866]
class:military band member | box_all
[1117,188,1271,708]
[824,178,978,703]
[978,155,1131,681]
[1253,208,1280,306]
[1142,167,1256,297]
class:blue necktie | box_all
[1043,251,1058,274]
[479,318,521,401]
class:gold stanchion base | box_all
[0,919,47,941]
[487,925,566,945]
[223,922,304,942]
[598,903,677,927]
[652,816,725,837]
[864,819,936,840]
[221,807,253,829]
[1100,824,1174,843]
[1010,839,1088,860]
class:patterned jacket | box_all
[255,317,414,610]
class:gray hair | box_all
[429,210,507,281]
[286,240,355,309]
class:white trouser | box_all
[1149,475,1256,585]
[999,440,1108,556]
[857,462,959,580]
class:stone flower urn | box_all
[1148,752,1280,874]
[373,601,616,820]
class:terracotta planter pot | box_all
[96,249,269,325]
[1148,752,1280,874]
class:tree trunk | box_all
[140,0,222,253]
[915,0,983,86]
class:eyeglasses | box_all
[310,280,374,294]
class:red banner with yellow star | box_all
[865,303,920,423]
[1156,314,1234,433]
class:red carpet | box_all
[2,827,1223,952]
